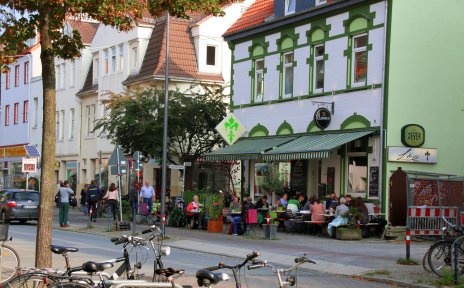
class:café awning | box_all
[204,136,297,161]
[261,130,376,161]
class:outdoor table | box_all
[297,210,311,215]
[230,211,242,216]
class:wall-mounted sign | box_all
[313,107,331,129]
[216,113,246,145]
[388,147,437,164]
[401,124,425,147]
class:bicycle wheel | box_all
[422,247,431,272]
[428,240,454,277]
[0,245,20,283]
[5,272,93,288]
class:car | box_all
[0,189,40,224]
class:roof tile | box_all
[68,20,99,45]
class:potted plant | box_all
[337,207,363,240]
[204,193,224,233]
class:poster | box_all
[368,166,379,198]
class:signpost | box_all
[131,151,143,234]
[108,147,128,224]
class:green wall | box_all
[385,0,464,178]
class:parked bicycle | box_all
[0,224,20,284]
[195,251,260,288]
[247,255,315,288]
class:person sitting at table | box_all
[298,194,307,209]
[275,193,288,210]
[309,198,325,222]
[255,195,269,224]
[352,197,369,225]
[227,196,242,236]
[345,194,352,206]
[325,193,339,210]
[241,197,255,232]
[327,197,349,237]
[186,195,202,229]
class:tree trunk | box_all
[35,10,56,268]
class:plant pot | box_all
[336,228,362,240]
[264,224,278,240]
[207,219,223,233]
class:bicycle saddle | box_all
[195,269,229,286]
[82,261,114,273]
[156,267,185,277]
[50,245,79,254]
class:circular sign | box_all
[314,107,331,129]
[401,124,425,147]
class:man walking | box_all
[86,180,100,222]
[59,181,75,227]
[140,180,155,212]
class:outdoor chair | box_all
[284,209,304,233]
[222,208,231,234]
[139,202,156,224]
[244,209,258,236]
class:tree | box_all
[0,0,238,268]
[94,85,227,164]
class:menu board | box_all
[368,166,379,198]
[291,160,306,195]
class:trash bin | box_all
[264,224,278,240]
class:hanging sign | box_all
[215,113,246,145]
[313,107,331,129]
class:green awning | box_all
[204,136,297,161]
[262,130,376,161]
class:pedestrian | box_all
[129,180,141,220]
[139,180,155,212]
[86,180,100,222]
[59,180,75,228]
[80,184,89,216]
[104,183,119,221]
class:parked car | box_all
[0,189,40,224]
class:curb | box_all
[350,275,436,288]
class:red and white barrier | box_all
[408,206,458,235]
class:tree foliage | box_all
[95,85,227,164]
[0,0,239,268]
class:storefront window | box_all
[348,156,367,194]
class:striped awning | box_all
[204,136,297,161]
[261,130,376,161]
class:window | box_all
[86,105,96,136]
[285,0,296,15]
[254,58,264,101]
[24,62,29,84]
[33,97,38,128]
[5,69,10,89]
[60,110,65,141]
[206,46,216,66]
[119,44,124,71]
[104,49,109,74]
[55,65,60,88]
[13,103,19,124]
[69,108,75,139]
[131,46,138,71]
[14,65,20,86]
[352,34,368,84]
[69,60,75,87]
[23,100,28,123]
[61,63,65,88]
[111,46,117,73]
[56,111,60,139]
[314,44,325,91]
[283,52,294,97]
[93,57,99,83]
[5,105,10,126]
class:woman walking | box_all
[104,183,119,221]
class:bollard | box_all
[162,214,166,236]
[405,228,411,260]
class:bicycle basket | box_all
[0,224,9,241]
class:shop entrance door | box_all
[389,168,407,226]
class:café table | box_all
[296,210,311,215]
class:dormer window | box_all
[285,0,296,15]
[206,45,216,66]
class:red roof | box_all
[68,20,99,45]
[224,0,274,36]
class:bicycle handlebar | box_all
[111,235,148,246]
[142,225,161,235]
[207,251,261,271]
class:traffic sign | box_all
[108,147,127,166]
[184,162,192,167]
[169,165,184,170]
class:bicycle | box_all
[0,223,20,284]
[247,255,315,288]
[195,251,260,288]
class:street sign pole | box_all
[98,150,102,188]
[116,147,123,222]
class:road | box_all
[7,224,391,288]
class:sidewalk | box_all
[60,207,438,288]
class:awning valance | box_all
[204,136,297,161]
[261,130,376,161]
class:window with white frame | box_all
[314,44,325,91]
[4,105,9,126]
[111,46,117,73]
[69,108,75,139]
[119,44,124,71]
[55,111,60,139]
[352,34,368,84]
[13,103,19,124]
[23,100,28,123]
[56,65,60,88]
[14,65,20,86]
[24,61,29,84]
[86,104,96,136]
[283,52,294,97]
[206,45,216,66]
[70,60,75,87]
[104,49,109,74]
[131,45,138,72]
[61,63,66,89]
[59,110,65,141]
[285,0,296,15]
[93,56,99,83]
[33,97,38,128]
[5,69,10,89]
[254,58,264,101]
